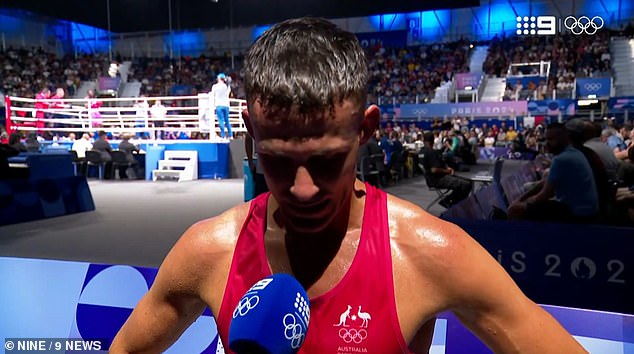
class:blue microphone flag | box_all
[229,273,310,354]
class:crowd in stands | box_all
[1,31,633,223]
[127,55,245,98]
[0,38,472,109]
[0,47,111,99]
[356,115,634,224]
[0,28,622,111]
[483,32,612,100]
[0,47,244,101]
[366,38,471,104]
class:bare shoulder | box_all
[385,193,469,259]
[177,201,252,258]
[153,201,253,310]
[384,193,502,306]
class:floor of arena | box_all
[0,161,518,268]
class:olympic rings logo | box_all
[232,295,260,318]
[583,83,602,91]
[338,328,368,344]
[563,16,603,35]
[411,108,428,115]
[283,314,306,349]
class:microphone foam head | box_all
[229,273,310,354]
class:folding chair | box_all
[418,161,451,211]
[84,150,106,180]
[110,150,132,179]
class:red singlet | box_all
[217,183,411,353]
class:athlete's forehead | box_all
[249,99,363,142]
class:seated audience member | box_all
[508,123,598,222]
[110,18,584,354]
[484,130,496,148]
[584,122,620,182]
[612,126,634,186]
[621,123,632,147]
[92,130,113,177]
[8,132,26,152]
[602,128,627,156]
[387,130,404,179]
[357,128,385,187]
[71,133,93,159]
[117,134,141,179]
[566,119,614,220]
[443,130,460,159]
[421,131,472,207]
[24,133,40,152]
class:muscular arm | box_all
[435,223,586,353]
[389,196,584,353]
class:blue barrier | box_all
[443,218,634,314]
[9,152,74,180]
[0,256,631,353]
[0,176,95,226]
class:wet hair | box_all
[244,17,368,117]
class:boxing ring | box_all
[5,94,248,138]
[4,94,248,180]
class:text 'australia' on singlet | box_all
[217,184,411,354]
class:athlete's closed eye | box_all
[305,153,349,179]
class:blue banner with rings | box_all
[576,77,611,97]
[526,99,576,116]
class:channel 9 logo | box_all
[516,15,604,36]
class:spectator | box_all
[117,134,141,179]
[583,122,620,181]
[24,132,40,152]
[92,130,113,177]
[8,132,26,152]
[421,131,472,207]
[508,123,598,222]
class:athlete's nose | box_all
[290,166,320,202]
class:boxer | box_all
[110,18,586,354]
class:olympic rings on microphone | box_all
[564,16,603,35]
[283,314,305,349]
[338,328,368,344]
[232,295,260,318]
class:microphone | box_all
[229,273,310,354]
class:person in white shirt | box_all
[72,133,93,160]
[150,100,167,140]
[211,73,232,139]
[134,97,150,139]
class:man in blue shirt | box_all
[508,123,598,222]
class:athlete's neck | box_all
[268,183,366,289]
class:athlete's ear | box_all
[241,109,255,138]
[359,105,380,145]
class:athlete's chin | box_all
[279,210,336,234]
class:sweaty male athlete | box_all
[110,18,586,353]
